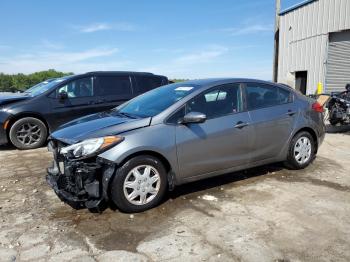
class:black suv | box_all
[0,71,168,149]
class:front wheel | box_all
[9,117,48,150]
[284,131,315,170]
[110,155,167,213]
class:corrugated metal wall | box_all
[278,0,350,94]
[326,30,350,92]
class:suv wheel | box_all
[284,131,315,170]
[9,117,48,150]
[110,155,167,213]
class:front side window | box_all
[167,106,186,124]
[24,77,69,97]
[245,83,281,110]
[96,76,132,96]
[187,84,241,119]
[57,77,93,98]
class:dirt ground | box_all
[0,126,350,262]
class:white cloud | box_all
[152,48,185,54]
[80,23,112,33]
[141,64,272,81]
[0,47,125,74]
[78,22,135,33]
[0,45,11,51]
[174,46,228,65]
[43,48,119,63]
[39,39,64,50]
[221,24,273,36]
[139,50,272,80]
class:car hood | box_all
[0,92,30,106]
[51,111,152,144]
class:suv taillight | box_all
[312,102,324,113]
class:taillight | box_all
[312,102,324,113]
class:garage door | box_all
[326,30,350,93]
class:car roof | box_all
[82,71,166,77]
[179,78,283,88]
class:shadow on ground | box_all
[168,163,284,200]
[0,142,48,151]
[0,144,16,151]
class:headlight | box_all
[60,136,124,158]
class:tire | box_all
[9,117,48,150]
[284,131,315,170]
[110,155,167,213]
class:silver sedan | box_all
[47,79,326,213]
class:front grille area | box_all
[55,159,102,198]
[47,138,114,211]
[57,175,69,190]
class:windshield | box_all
[24,77,69,96]
[117,83,198,117]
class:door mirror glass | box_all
[180,112,206,124]
[58,91,68,100]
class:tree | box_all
[0,70,73,92]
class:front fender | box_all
[97,124,179,176]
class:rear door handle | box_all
[286,110,297,116]
[234,121,249,129]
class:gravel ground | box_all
[0,126,350,262]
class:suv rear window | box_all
[96,76,132,96]
[135,76,164,93]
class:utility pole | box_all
[273,0,281,82]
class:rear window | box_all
[96,76,132,96]
[135,76,164,93]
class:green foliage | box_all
[170,79,188,83]
[0,69,73,92]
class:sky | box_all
[0,0,301,80]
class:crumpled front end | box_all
[46,140,116,212]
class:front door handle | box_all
[234,121,249,129]
[286,110,297,116]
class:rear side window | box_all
[96,76,132,96]
[278,87,292,104]
[135,76,164,93]
[245,83,291,110]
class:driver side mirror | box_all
[179,112,207,124]
[58,91,68,101]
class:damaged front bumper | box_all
[46,141,116,212]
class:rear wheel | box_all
[284,131,315,170]
[9,117,47,150]
[110,155,167,213]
